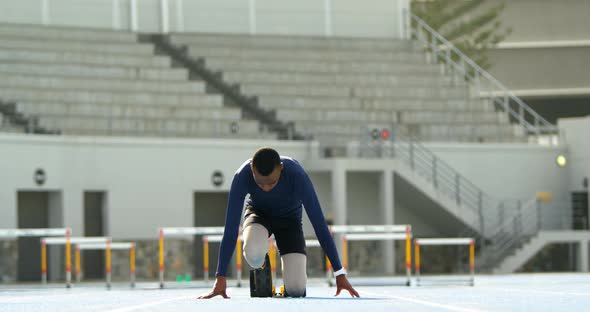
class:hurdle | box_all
[0,228,70,286]
[158,227,226,289]
[42,236,107,288]
[333,225,413,286]
[75,241,136,288]
[201,234,242,286]
[414,238,475,286]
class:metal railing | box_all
[358,127,489,236]
[405,11,558,138]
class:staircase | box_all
[167,32,526,156]
[494,231,590,274]
[0,24,270,139]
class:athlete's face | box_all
[251,162,283,192]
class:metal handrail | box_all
[406,11,558,136]
[359,127,488,236]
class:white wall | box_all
[559,117,590,193]
[0,134,318,239]
[424,143,569,202]
[0,133,577,241]
[0,0,410,38]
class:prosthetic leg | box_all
[250,253,273,297]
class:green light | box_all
[556,155,567,167]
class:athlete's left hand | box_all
[335,275,360,298]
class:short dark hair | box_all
[252,147,281,176]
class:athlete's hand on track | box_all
[198,276,230,299]
[335,275,360,298]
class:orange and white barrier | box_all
[42,236,108,288]
[202,234,242,286]
[158,227,225,289]
[333,224,413,286]
[0,228,69,287]
[414,238,475,286]
[76,241,136,288]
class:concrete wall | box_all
[498,0,590,42]
[484,0,590,101]
[0,134,318,239]
[0,0,410,38]
[559,116,590,194]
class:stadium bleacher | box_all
[0,24,271,139]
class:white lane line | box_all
[101,295,194,312]
[0,292,92,303]
[484,286,590,297]
[363,291,486,312]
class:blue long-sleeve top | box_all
[215,156,342,277]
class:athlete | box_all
[199,147,359,298]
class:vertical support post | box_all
[478,191,484,236]
[41,0,50,25]
[380,169,395,274]
[405,226,412,286]
[455,174,461,205]
[129,0,138,32]
[159,228,164,289]
[41,239,47,284]
[175,0,184,32]
[248,0,257,35]
[323,0,333,37]
[106,239,112,290]
[432,158,438,189]
[203,236,209,282]
[414,241,420,286]
[518,105,524,127]
[160,0,170,33]
[475,71,481,97]
[65,229,71,289]
[130,244,136,288]
[536,200,542,232]
[236,236,242,287]
[112,0,121,29]
[409,140,415,170]
[579,240,589,273]
[342,235,348,270]
[469,240,475,286]
[430,36,438,63]
[75,245,81,283]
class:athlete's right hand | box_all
[198,276,230,299]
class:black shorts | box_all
[243,206,306,256]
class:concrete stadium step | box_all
[223,71,462,88]
[294,121,395,136]
[0,49,170,68]
[186,45,425,63]
[276,109,507,124]
[0,36,155,55]
[399,111,510,124]
[276,109,398,123]
[16,102,242,120]
[242,84,467,98]
[37,116,267,139]
[0,74,205,94]
[170,34,417,51]
[258,96,493,112]
[0,24,137,43]
[400,123,526,142]
[0,63,188,81]
[204,58,438,74]
[0,87,224,107]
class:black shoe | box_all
[249,254,273,297]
